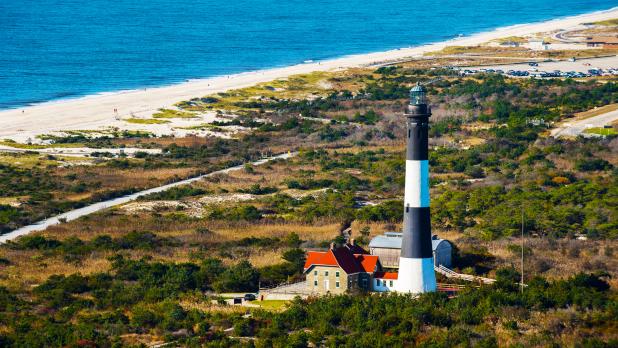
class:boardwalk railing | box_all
[437,283,471,292]
[259,280,309,295]
[434,265,496,285]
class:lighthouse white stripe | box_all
[395,257,437,293]
[404,160,430,208]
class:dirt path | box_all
[0,152,295,243]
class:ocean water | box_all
[0,0,616,109]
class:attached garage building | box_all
[368,232,452,269]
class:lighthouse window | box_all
[314,270,317,276]
[314,281,318,286]
[336,271,340,277]
[324,271,329,276]
[336,281,340,288]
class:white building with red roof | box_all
[303,242,381,294]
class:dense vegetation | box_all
[0,269,614,347]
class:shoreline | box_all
[2,6,618,142]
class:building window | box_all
[361,279,368,289]
[336,271,339,277]
[324,271,329,276]
[314,281,318,286]
[389,281,393,287]
[376,279,381,287]
[336,281,340,288]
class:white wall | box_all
[373,278,397,292]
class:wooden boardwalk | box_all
[434,265,496,285]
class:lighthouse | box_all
[396,83,437,293]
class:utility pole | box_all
[520,203,525,293]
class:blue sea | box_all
[0,0,616,109]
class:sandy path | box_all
[0,152,295,243]
[2,7,618,142]
[0,144,162,157]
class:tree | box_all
[213,261,259,292]
[282,248,306,271]
[284,232,302,248]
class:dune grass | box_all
[593,18,618,26]
[0,140,86,149]
[495,36,527,44]
[125,118,170,124]
[152,109,198,119]
[175,71,346,112]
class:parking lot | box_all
[458,55,618,78]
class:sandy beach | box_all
[2,7,618,142]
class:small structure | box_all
[304,243,381,295]
[584,36,618,48]
[373,272,398,292]
[368,233,452,269]
[528,39,550,51]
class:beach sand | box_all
[2,7,618,142]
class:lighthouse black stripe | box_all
[406,120,429,160]
[400,207,433,259]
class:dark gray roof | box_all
[410,82,426,92]
[369,233,450,251]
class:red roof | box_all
[354,254,379,273]
[303,250,338,269]
[374,272,398,280]
[304,245,379,274]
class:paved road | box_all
[0,152,294,243]
[551,109,618,138]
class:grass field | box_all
[255,300,289,310]
[584,127,618,136]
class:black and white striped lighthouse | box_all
[396,83,437,293]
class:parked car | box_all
[244,293,256,301]
[529,62,539,66]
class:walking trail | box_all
[0,152,294,243]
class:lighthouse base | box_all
[395,257,437,293]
